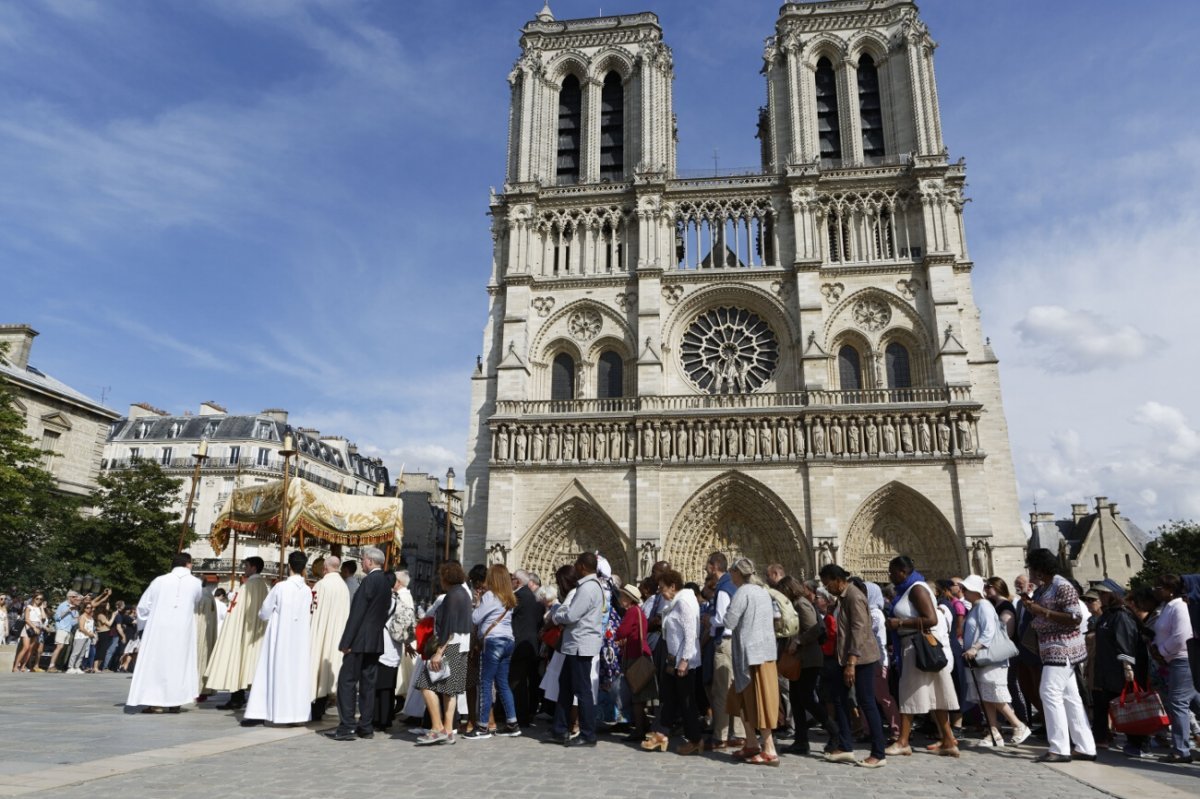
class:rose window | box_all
[680,307,779,394]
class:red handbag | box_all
[540,624,563,651]
[414,616,436,658]
[1108,681,1169,736]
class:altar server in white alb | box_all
[126,552,204,713]
[309,555,350,722]
[242,551,314,726]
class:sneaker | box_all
[1009,725,1032,746]
[496,723,523,738]
[1122,745,1149,759]
[462,729,493,741]
[414,731,447,746]
[975,734,1005,748]
[569,728,580,740]
[444,731,457,745]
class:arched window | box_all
[838,345,862,391]
[815,57,842,164]
[857,54,885,159]
[885,342,912,390]
[551,353,576,401]
[827,211,851,263]
[597,351,624,399]
[599,72,624,181]
[556,75,582,185]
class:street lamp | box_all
[442,467,459,563]
[177,438,209,554]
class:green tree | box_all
[1131,520,1200,588]
[0,348,78,593]
[63,459,184,601]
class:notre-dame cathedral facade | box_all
[464,1,1025,584]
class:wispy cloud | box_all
[1014,305,1164,373]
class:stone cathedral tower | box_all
[464,1,1025,583]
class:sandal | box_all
[731,747,762,761]
[641,733,669,752]
[747,753,780,767]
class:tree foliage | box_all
[62,459,185,602]
[1131,520,1200,588]
[0,354,77,593]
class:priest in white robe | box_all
[196,587,218,699]
[309,555,349,721]
[205,556,271,709]
[126,552,204,712]
[242,551,313,726]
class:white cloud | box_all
[1132,401,1200,461]
[1013,305,1164,373]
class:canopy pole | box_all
[279,435,297,580]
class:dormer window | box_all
[256,421,273,440]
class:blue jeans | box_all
[1165,658,1199,756]
[478,636,516,726]
[832,662,887,760]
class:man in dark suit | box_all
[325,547,391,741]
[508,569,544,726]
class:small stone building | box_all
[1028,497,1148,588]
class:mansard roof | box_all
[0,359,119,420]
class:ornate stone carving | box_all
[853,297,892,332]
[532,296,555,317]
[821,282,844,304]
[816,540,839,568]
[895,279,922,300]
[520,498,630,585]
[486,542,510,566]
[568,307,602,340]
[615,292,637,311]
[842,482,965,582]
[770,279,793,300]
[638,541,660,580]
[661,284,684,305]
[680,306,779,394]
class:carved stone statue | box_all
[548,426,560,460]
[776,421,789,458]
[710,423,722,458]
[812,421,826,455]
[642,425,656,459]
[793,421,805,457]
[882,419,897,454]
[918,417,932,453]
[744,423,756,459]
[958,417,975,453]
[865,419,879,455]
[760,421,773,459]
[595,425,608,461]
[625,426,636,460]
[830,421,843,455]
[514,427,527,461]
[563,428,576,460]
[610,426,622,460]
[971,539,991,575]
[900,418,913,454]
[532,427,545,461]
[579,427,592,461]
[847,422,860,455]
[676,424,689,460]
[937,418,951,453]
[659,424,673,460]
[726,424,740,458]
[496,425,509,461]
[693,425,706,459]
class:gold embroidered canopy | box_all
[209,477,402,554]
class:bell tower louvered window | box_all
[556,75,582,185]
[858,54,885,159]
[597,351,624,399]
[551,353,576,401]
[838,345,863,391]
[815,57,842,164]
[599,72,624,181]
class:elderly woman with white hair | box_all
[723,558,780,767]
[960,574,1030,747]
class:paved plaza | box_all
[1,674,1197,798]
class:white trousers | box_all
[1039,663,1095,756]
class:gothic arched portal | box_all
[664,472,810,581]
[514,497,631,584]
[842,482,965,582]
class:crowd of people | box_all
[6,586,145,674]
[17,544,1200,773]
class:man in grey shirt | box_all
[546,552,606,746]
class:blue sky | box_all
[4,1,1198,531]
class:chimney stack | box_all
[199,401,227,416]
[261,408,289,424]
[0,324,38,370]
[1071,503,1090,525]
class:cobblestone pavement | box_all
[1,674,1197,798]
